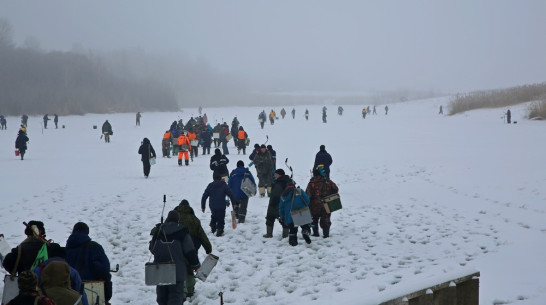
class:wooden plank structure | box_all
[379,272,480,305]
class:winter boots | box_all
[216,230,224,237]
[263,226,273,238]
[323,227,330,238]
[288,233,298,246]
[302,229,312,244]
[259,187,266,198]
[282,227,289,238]
[312,222,320,237]
[267,187,272,197]
[185,159,189,166]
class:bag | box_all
[225,134,232,141]
[149,157,156,165]
[195,254,219,282]
[15,150,20,156]
[145,262,176,286]
[190,139,198,146]
[322,193,342,213]
[2,275,18,305]
[240,176,257,197]
[84,281,105,305]
[290,206,312,226]
[213,132,220,139]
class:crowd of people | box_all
[3,107,343,305]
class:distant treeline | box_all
[448,83,546,117]
[0,44,179,116]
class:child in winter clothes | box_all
[279,180,312,246]
[201,174,236,237]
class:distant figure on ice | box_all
[439,105,443,115]
[269,109,276,125]
[21,114,29,126]
[362,107,367,119]
[53,114,59,129]
[322,106,327,123]
[136,112,141,126]
[0,114,6,129]
[338,106,344,115]
[237,126,248,155]
[506,109,511,124]
[15,129,29,160]
[305,109,309,120]
[258,111,266,129]
[138,137,156,178]
[373,105,377,115]
[101,120,113,143]
[43,114,50,129]
[291,108,296,119]
[385,105,389,115]
[280,108,286,119]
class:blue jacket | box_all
[279,186,310,226]
[201,180,235,211]
[65,231,111,281]
[313,150,332,175]
[228,167,256,199]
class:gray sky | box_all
[3,0,546,93]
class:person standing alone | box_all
[138,137,157,178]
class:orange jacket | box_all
[238,130,246,140]
[188,131,197,140]
[177,134,191,150]
[163,131,171,139]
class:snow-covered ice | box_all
[1,97,545,305]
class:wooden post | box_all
[456,277,479,305]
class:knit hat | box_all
[166,210,179,223]
[215,148,221,155]
[72,222,89,234]
[237,160,244,167]
[18,271,38,293]
[260,144,266,149]
[267,145,272,150]
[275,169,285,176]
[254,144,260,149]
[179,199,190,206]
[320,145,326,151]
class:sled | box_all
[196,254,219,282]
[84,281,106,305]
[2,275,18,305]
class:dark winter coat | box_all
[138,138,156,162]
[15,132,29,151]
[41,261,84,305]
[228,166,256,199]
[210,153,229,177]
[268,175,291,208]
[200,129,212,147]
[305,175,339,217]
[201,180,235,211]
[101,121,112,134]
[149,221,200,282]
[6,293,56,305]
[313,149,333,176]
[65,231,110,282]
[248,148,259,161]
[2,236,53,275]
[253,150,273,177]
[174,205,212,254]
[279,186,311,226]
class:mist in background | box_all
[1,0,546,112]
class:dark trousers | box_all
[202,146,211,155]
[221,141,229,155]
[142,160,151,177]
[210,208,226,232]
[157,281,184,305]
[234,198,249,222]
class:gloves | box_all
[248,161,253,167]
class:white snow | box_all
[1,98,545,305]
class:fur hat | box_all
[18,271,38,292]
[25,221,45,237]
[275,169,285,176]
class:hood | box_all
[142,138,150,144]
[160,221,186,236]
[176,205,195,216]
[210,180,227,189]
[41,261,71,289]
[65,231,91,249]
[231,167,249,176]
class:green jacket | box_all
[175,205,212,254]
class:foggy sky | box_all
[3,0,546,93]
